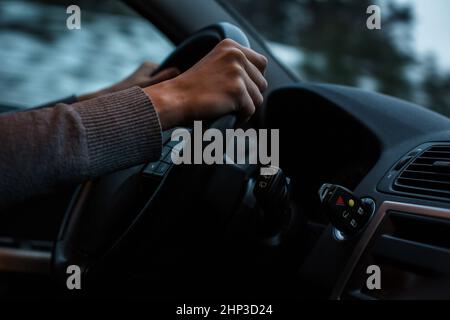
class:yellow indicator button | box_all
[348,199,355,207]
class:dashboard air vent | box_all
[393,145,450,200]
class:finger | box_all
[131,62,158,78]
[237,84,256,121]
[153,67,180,82]
[142,67,180,87]
[228,40,268,74]
[140,61,159,74]
[242,57,268,93]
[242,71,264,109]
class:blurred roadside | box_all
[228,0,450,117]
[0,0,173,108]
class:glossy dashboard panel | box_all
[265,83,450,299]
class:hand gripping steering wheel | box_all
[53,23,252,289]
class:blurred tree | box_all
[227,0,450,117]
[421,56,450,117]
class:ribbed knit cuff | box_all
[72,86,162,176]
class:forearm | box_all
[0,86,162,209]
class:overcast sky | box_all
[393,0,450,71]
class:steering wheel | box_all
[52,23,254,288]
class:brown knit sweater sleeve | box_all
[0,86,162,208]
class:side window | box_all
[0,0,174,108]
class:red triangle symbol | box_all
[336,196,345,206]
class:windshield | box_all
[227,0,450,118]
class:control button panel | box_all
[319,183,375,237]
[142,134,184,179]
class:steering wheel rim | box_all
[52,22,252,286]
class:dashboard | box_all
[266,83,450,299]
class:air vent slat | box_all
[417,156,450,161]
[402,170,450,183]
[408,163,450,173]
[393,144,450,201]
[394,183,450,198]
[397,176,450,192]
[429,146,450,152]
[423,151,450,156]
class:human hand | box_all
[78,62,179,102]
[144,39,268,130]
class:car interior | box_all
[1,0,450,300]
